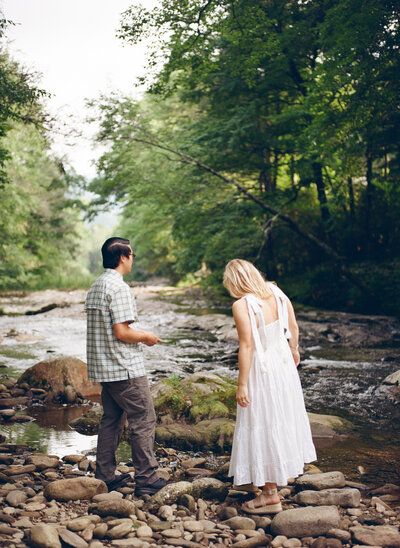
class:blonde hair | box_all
[223,259,272,299]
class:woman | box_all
[223,259,316,514]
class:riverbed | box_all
[0,285,399,486]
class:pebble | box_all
[271,535,288,547]
[136,524,153,537]
[283,539,302,548]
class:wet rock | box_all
[223,517,256,530]
[191,477,229,500]
[90,499,136,518]
[44,478,107,501]
[295,488,361,507]
[156,418,235,452]
[25,454,59,470]
[0,397,29,409]
[58,528,89,548]
[30,523,61,548]
[6,464,36,475]
[270,506,341,538]
[296,471,346,490]
[18,357,101,400]
[350,524,400,546]
[181,457,207,469]
[185,467,215,477]
[62,455,87,464]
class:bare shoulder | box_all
[232,296,247,311]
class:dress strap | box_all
[268,284,292,340]
[244,295,266,358]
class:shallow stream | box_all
[0,287,399,486]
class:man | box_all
[85,236,166,495]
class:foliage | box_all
[88,0,400,312]
[0,123,85,289]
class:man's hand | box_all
[142,331,162,346]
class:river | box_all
[0,285,399,486]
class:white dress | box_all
[228,284,317,487]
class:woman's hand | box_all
[236,384,250,407]
[291,347,300,367]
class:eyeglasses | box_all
[128,252,136,259]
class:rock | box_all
[158,505,175,520]
[295,488,361,507]
[44,478,107,501]
[150,481,193,505]
[382,369,400,385]
[283,540,302,548]
[25,454,59,470]
[0,397,29,409]
[311,539,343,548]
[30,523,61,548]
[185,467,215,477]
[181,457,207,469]
[270,506,341,538]
[7,463,36,475]
[327,528,351,542]
[18,357,101,400]
[106,521,134,539]
[217,506,238,520]
[67,518,97,532]
[90,499,136,518]
[183,521,204,532]
[350,525,400,547]
[58,528,89,548]
[111,540,150,548]
[63,454,87,464]
[92,492,123,502]
[0,409,16,418]
[93,523,108,539]
[161,528,183,538]
[179,493,197,513]
[156,418,235,452]
[232,535,270,547]
[136,525,153,538]
[191,477,229,500]
[271,536,288,548]
[223,517,256,531]
[296,471,346,490]
[6,489,27,506]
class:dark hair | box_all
[101,237,131,269]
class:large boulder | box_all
[270,506,341,538]
[18,357,101,400]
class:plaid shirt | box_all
[85,269,146,382]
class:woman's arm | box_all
[286,297,300,367]
[232,298,254,407]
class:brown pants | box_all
[95,376,159,486]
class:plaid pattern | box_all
[85,269,146,382]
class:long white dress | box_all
[228,284,317,487]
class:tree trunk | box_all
[347,176,355,225]
[366,145,373,260]
[312,161,330,225]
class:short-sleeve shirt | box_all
[85,269,146,382]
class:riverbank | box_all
[0,439,399,547]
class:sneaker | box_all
[106,473,131,492]
[135,477,168,496]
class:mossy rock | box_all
[155,418,235,452]
[151,372,237,423]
